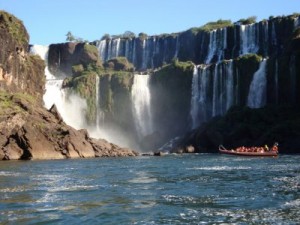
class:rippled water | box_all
[0,154,299,224]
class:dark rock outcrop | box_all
[0,93,138,160]
[48,42,101,76]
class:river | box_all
[0,154,299,224]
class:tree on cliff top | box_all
[66,31,75,42]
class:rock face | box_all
[48,42,100,76]
[0,11,45,101]
[0,93,138,160]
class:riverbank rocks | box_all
[0,92,138,160]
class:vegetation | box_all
[100,31,136,41]
[190,19,233,33]
[103,57,134,71]
[237,16,257,25]
[0,91,37,117]
[65,31,88,42]
[138,32,148,40]
[0,10,28,46]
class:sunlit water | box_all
[0,154,299,224]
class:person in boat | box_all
[271,142,279,153]
[264,144,269,152]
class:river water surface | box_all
[0,154,299,224]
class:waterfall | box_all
[142,39,147,70]
[294,16,300,29]
[240,24,259,55]
[131,74,153,137]
[212,64,219,116]
[247,59,268,108]
[205,28,227,64]
[225,60,234,111]
[98,40,107,61]
[112,38,121,58]
[190,65,200,128]
[30,45,87,129]
[190,60,235,128]
[198,65,210,122]
[30,45,63,109]
[271,22,277,46]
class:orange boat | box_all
[219,145,278,157]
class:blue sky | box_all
[0,0,299,45]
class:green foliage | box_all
[0,91,36,116]
[190,19,233,33]
[69,72,98,124]
[238,16,257,25]
[138,32,148,40]
[123,31,136,39]
[236,54,262,64]
[65,31,87,42]
[84,43,99,56]
[0,10,28,46]
[103,57,134,71]
[101,33,111,40]
[72,64,84,76]
[66,31,75,42]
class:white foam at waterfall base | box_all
[247,59,268,108]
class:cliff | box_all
[0,11,138,160]
[43,13,300,153]
[0,11,44,101]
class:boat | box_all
[219,145,278,157]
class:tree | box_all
[101,33,111,40]
[66,31,75,42]
[123,31,136,39]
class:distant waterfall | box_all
[247,59,268,108]
[240,24,260,55]
[190,60,234,128]
[190,65,200,128]
[294,16,300,29]
[131,74,153,137]
[205,28,227,63]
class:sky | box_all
[0,0,299,45]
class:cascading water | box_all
[205,28,227,64]
[294,16,300,29]
[30,45,63,109]
[225,60,234,111]
[190,65,200,128]
[30,45,88,129]
[240,24,259,55]
[131,74,153,138]
[190,60,234,128]
[247,59,268,108]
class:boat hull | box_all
[219,148,278,157]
